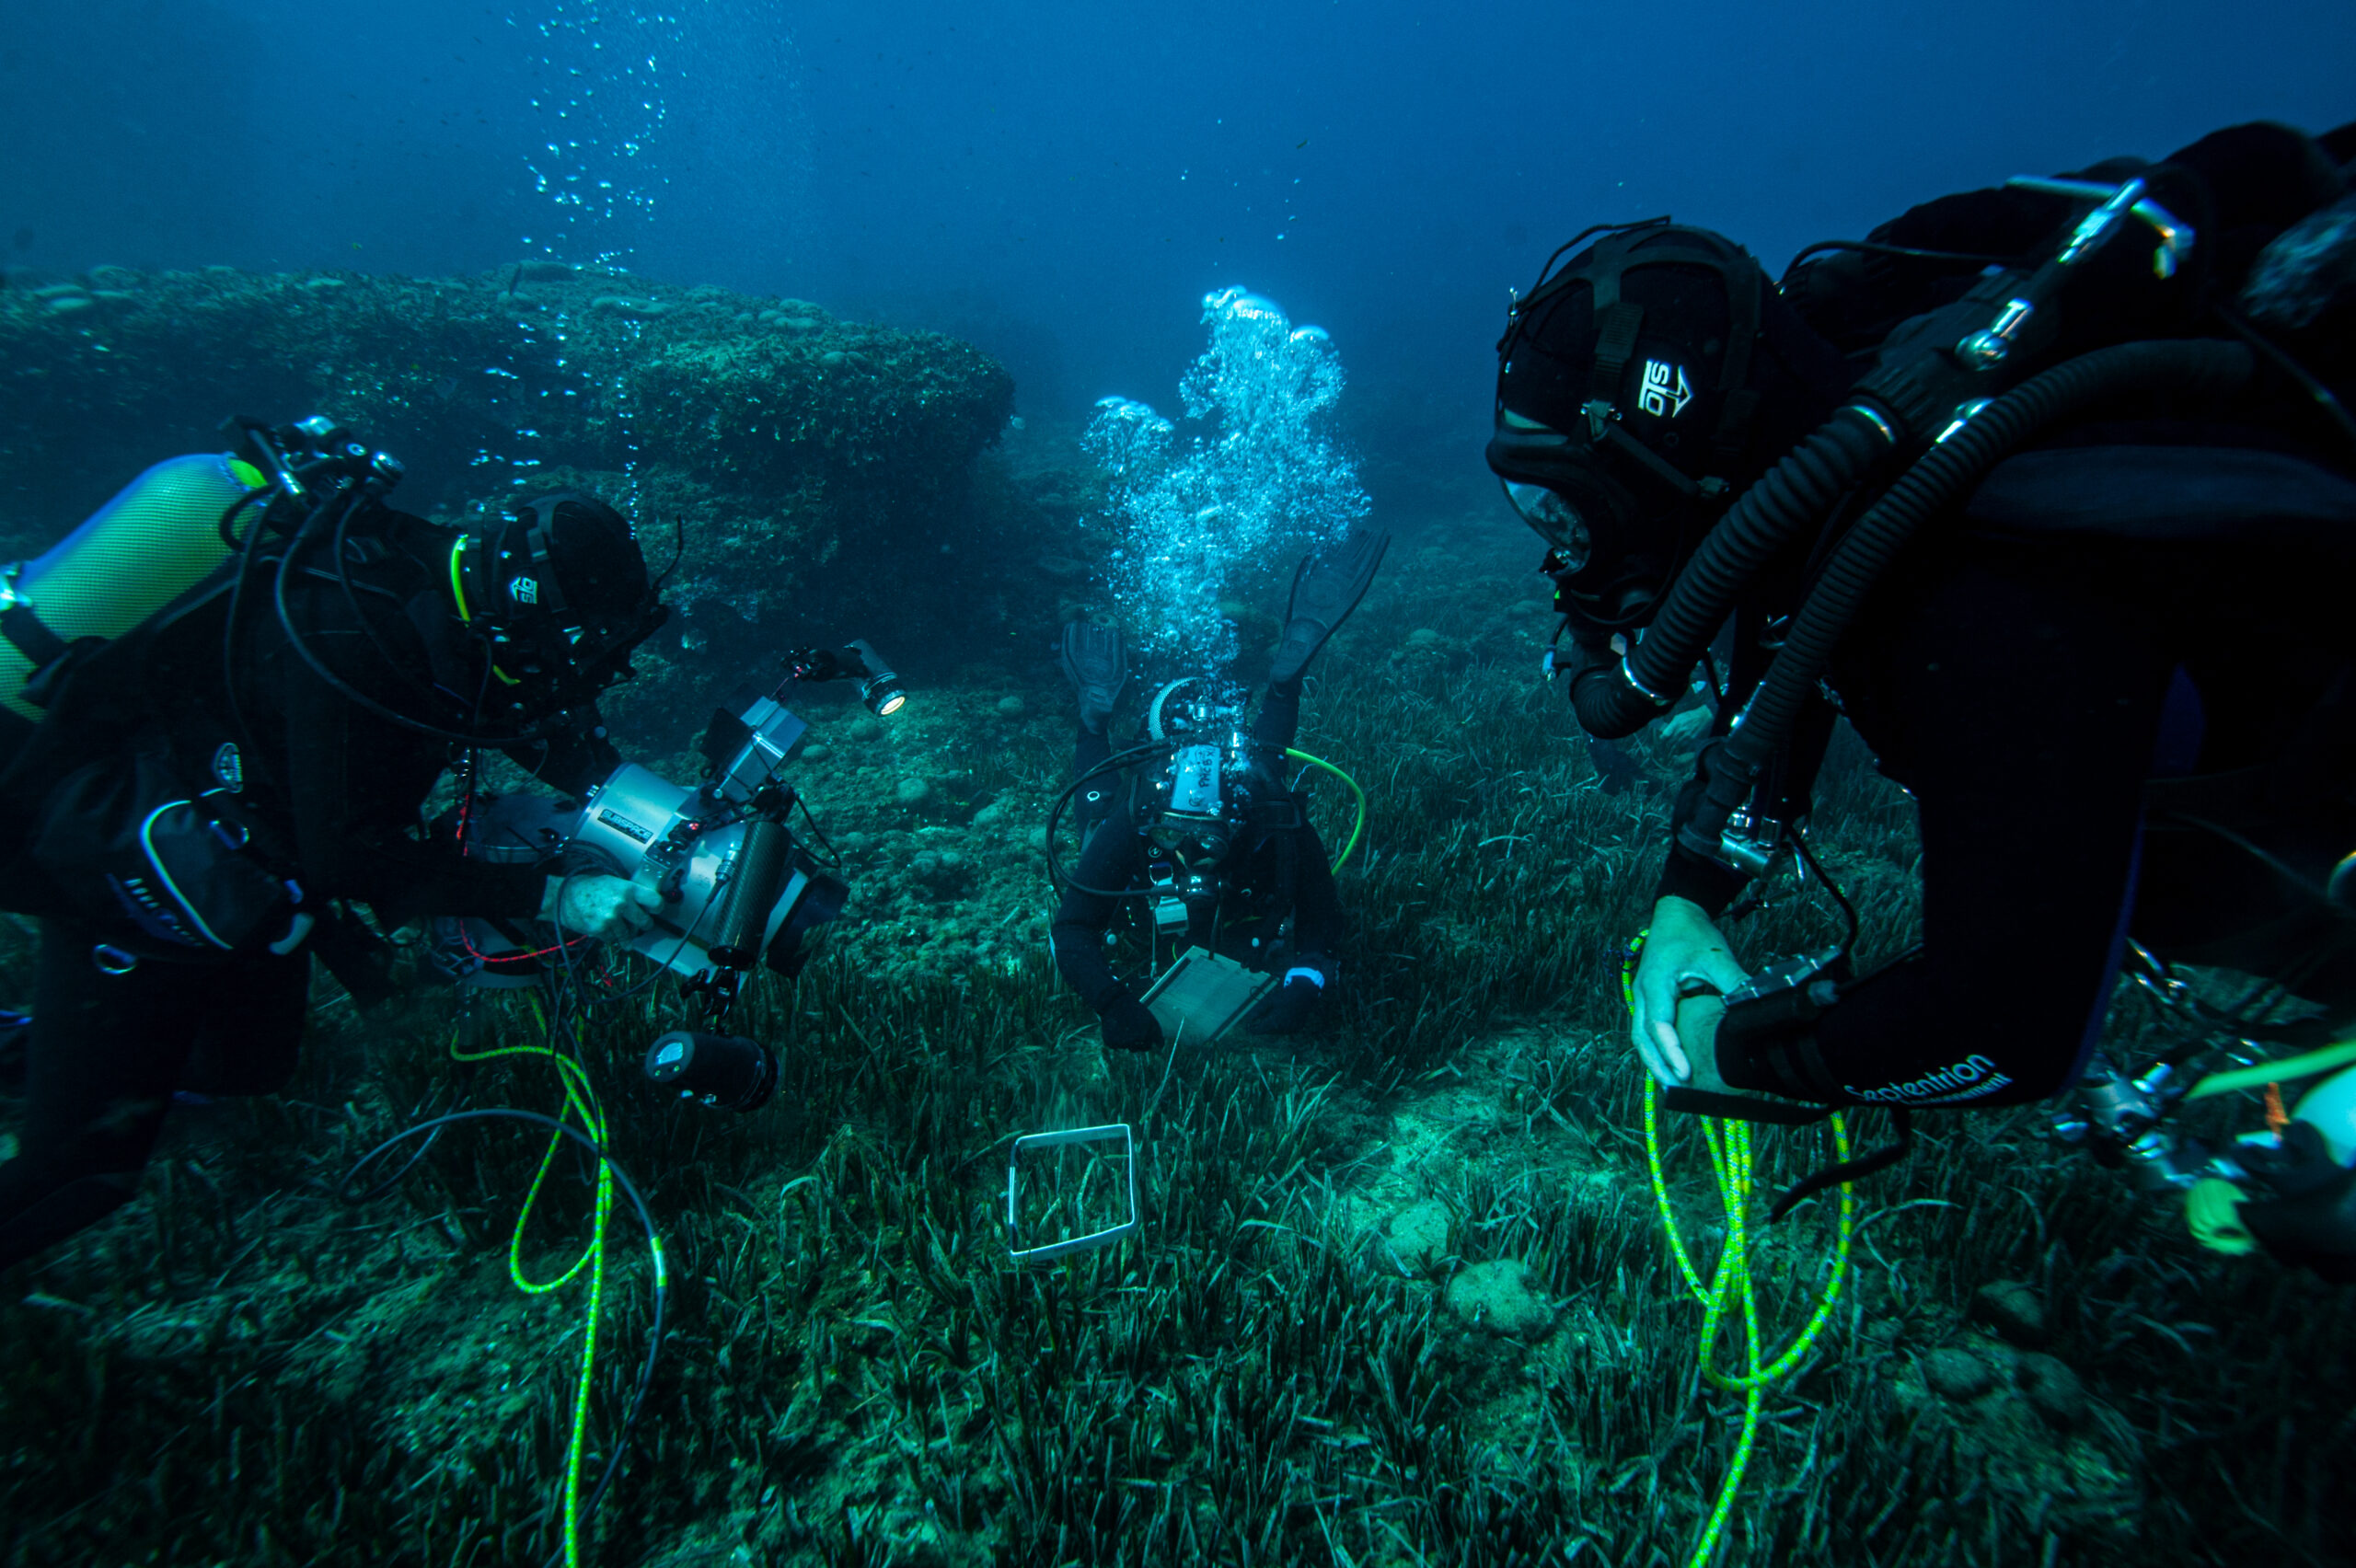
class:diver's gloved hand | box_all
[1246,966,1329,1035]
[2235,1122,2356,1284]
[541,873,663,940]
[1099,991,1164,1052]
[1631,896,1750,1087]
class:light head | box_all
[846,639,907,716]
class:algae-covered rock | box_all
[1922,1345,1998,1401]
[1444,1260,1553,1337]
[0,263,1024,743]
[1970,1278,2051,1348]
[1383,1199,1451,1274]
[2016,1351,2087,1429]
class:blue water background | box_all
[4,0,2349,493]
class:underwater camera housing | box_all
[571,677,857,1002]
[430,643,907,1010]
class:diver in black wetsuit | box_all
[1486,120,2356,1274]
[1050,531,1385,1049]
[0,421,668,1269]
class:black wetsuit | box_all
[0,511,616,1269]
[1052,682,1346,1026]
[1671,443,2356,1109]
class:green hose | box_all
[2187,1039,2356,1101]
[1284,747,1368,870]
[1623,931,1854,1567]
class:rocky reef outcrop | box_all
[0,262,1036,741]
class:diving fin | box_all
[1060,621,1127,734]
[1270,527,1390,687]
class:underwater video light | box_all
[643,1030,780,1112]
[847,638,907,716]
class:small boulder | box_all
[1970,1280,2050,1348]
[895,776,934,808]
[1921,1346,1996,1401]
[1444,1260,1553,1337]
[995,694,1026,718]
[2016,1352,2087,1429]
[1383,1200,1450,1274]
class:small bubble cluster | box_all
[1084,287,1369,694]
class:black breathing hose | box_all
[1571,407,1897,739]
[1680,338,2257,859]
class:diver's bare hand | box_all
[1631,896,1749,1086]
[541,873,662,940]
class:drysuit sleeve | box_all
[1051,816,1145,1014]
[1721,545,2177,1109]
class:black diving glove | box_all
[1099,991,1164,1052]
[2236,1121,2356,1285]
[1246,969,1329,1035]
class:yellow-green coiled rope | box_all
[1623,931,1856,1567]
[449,995,616,1568]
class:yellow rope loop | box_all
[445,993,620,1568]
[1624,928,1859,1568]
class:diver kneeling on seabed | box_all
[1046,529,1384,1050]
[1487,118,2356,1279]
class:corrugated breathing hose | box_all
[1571,408,1897,740]
[1681,337,2257,856]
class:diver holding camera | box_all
[1048,531,1385,1050]
[0,414,872,1266]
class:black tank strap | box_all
[0,603,69,674]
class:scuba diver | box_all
[1049,530,1386,1050]
[1486,119,2356,1277]
[0,417,670,1271]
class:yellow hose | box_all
[2186,1038,2356,1100]
[1284,747,1368,870]
[448,994,616,1568]
[1625,930,1854,1567]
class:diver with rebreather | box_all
[1487,118,2356,1278]
[1048,529,1386,1050]
[0,415,874,1269]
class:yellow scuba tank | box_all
[0,453,264,719]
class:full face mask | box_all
[1488,222,1854,633]
[454,492,669,718]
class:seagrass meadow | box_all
[4,513,2356,1568]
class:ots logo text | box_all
[1639,360,1692,419]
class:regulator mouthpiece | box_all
[643,1030,779,1112]
[847,638,907,717]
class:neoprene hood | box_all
[1488,222,1854,631]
